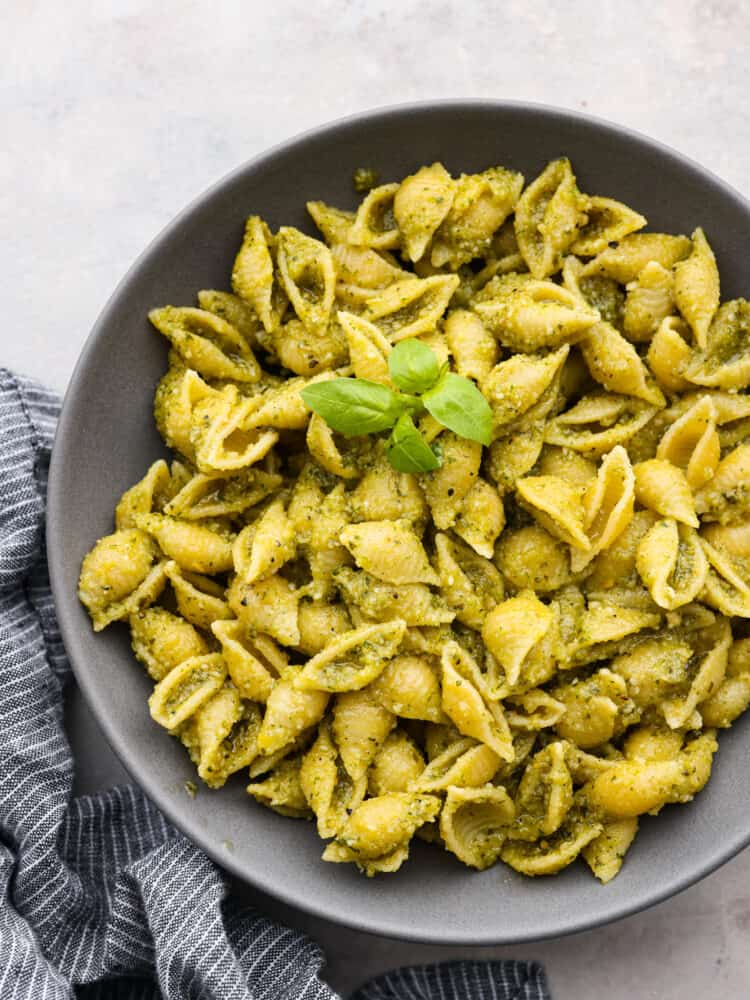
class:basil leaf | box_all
[422,372,493,446]
[388,338,441,394]
[386,414,441,473]
[301,378,407,436]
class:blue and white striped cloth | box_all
[0,369,550,1000]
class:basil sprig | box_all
[300,339,493,473]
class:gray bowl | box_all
[47,101,750,945]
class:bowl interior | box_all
[48,102,750,944]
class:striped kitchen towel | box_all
[0,369,550,1000]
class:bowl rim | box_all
[47,98,750,945]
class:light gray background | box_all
[5,1,750,996]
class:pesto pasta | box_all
[79,156,750,883]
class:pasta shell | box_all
[227,572,301,647]
[516,475,590,550]
[580,233,691,284]
[563,256,625,329]
[514,158,588,278]
[514,742,574,840]
[431,166,524,268]
[306,482,351,601]
[443,309,498,382]
[248,732,313,780]
[211,619,285,703]
[580,321,664,404]
[369,653,445,723]
[434,532,504,631]
[633,459,698,527]
[149,306,261,383]
[296,600,352,656]
[582,818,639,884]
[294,620,406,692]
[153,366,219,460]
[231,216,286,333]
[440,784,515,870]
[622,261,675,343]
[673,227,720,349]
[115,460,171,530]
[495,524,575,594]
[286,463,325,545]
[190,386,279,473]
[349,451,427,525]
[662,619,731,729]
[486,426,546,493]
[257,673,329,754]
[276,226,336,336]
[365,275,460,341]
[245,372,337,431]
[481,591,556,689]
[336,568,455,628]
[686,299,750,390]
[502,812,603,876]
[586,732,718,818]
[306,200,355,244]
[702,521,750,565]
[480,345,568,433]
[189,688,263,788]
[564,597,661,667]
[646,316,694,393]
[420,433,482,530]
[247,756,312,818]
[338,310,392,384]
[197,289,265,354]
[135,512,234,575]
[331,241,405,293]
[338,792,441,861]
[340,519,438,586]
[148,653,227,730]
[78,529,166,630]
[300,721,367,837]
[130,607,208,681]
[503,689,566,731]
[412,738,501,793]
[694,444,750,524]
[321,840,410,876]
[474,275,599,353]
[233,500,296,585]
[554,669,637,748]
[441,642,514,761]
[571,196,647,257]
[573,445,635,573]
[701,637,750,728]
[332,688,395,781]
[349,182,401,250]
[544,393,659,458]
[699,537,750,617]
[636,519,708,610]
[540,444,597,489]
[369,731,426,795]
[453,478,505,558]
[393,161,456,262]
[271,316,347,376]
[165,561,232,630]
[656,396,720,491]
[164,468,281,521]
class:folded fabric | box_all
[0,369,550,1000]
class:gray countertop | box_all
[7,1,750,995]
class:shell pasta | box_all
[79,156,750,884]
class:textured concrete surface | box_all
[8,1,750,996]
